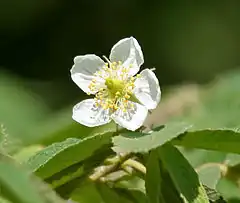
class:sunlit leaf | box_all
[112,122,191,153]
[27,130,114,179]
[216,177,240,201]
[158,144,209,203]
[145,150,162,203]
[172,128,240,154]
[0,162,45,203]
[96,183,133,203]
[70,179,104,203]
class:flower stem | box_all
[122,159,146,174]
[89,153,131,181]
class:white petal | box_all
[133,69,161,110]
[72,99,111,127]
[111,102,148,131]
[71,54,105,93]
[109,37,144,76]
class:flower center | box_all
[105,78,125,97]
[88,60,139,112]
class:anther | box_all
[125,94,130,99]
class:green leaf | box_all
[126,191,147,203]
[112,122,191,153]
[145,150,162,203]
[114,177,146,203]
[70,179,104,203]
[27,130,114,179]
[172,128,240,154]
[158,144,209,203]
[216,177,240,201]
[115,176,145,194]
[96,183,133,203]
[179,148,226,169]
[178,148,226,189]
[146,153,184,203]
[0,162,45,203]
[197,167,221,191]
[160,167,184,203]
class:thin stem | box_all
[89,153,131,181]
[122,159,146,174]
[99,170,128,182]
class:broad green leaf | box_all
[197,167,221,190]
[172,128,240,154]
[145,150,161,203]
[70,179,104,203]
[216,177,240,200]
[47,145,111,191]
[0,162,45,203]
[158,144,209,203]
[179,148,226,169]
[115,177,146,203]
[178,148,226,189]
[112,122,191,153]
[115,176,145,194]
[96,183,133,203]
[27,130,114,179]
[126,191,147,203]
[160,167,184,203]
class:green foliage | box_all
[2,71,240,202]
[70,180,104,203]
[158,144,209,203]
[145,150,162,203]
[27,130,114,179]
[96,183,133,203]
[173,128,240,154]
[0,74,48,145]
[0,161,45,203]
[112,122,191,153]
[216,178,240,201]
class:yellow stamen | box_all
[87,59,137,112]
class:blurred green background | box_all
[0,0,240,144]
[1,2,240,202]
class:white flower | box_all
[70,37,161,131]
